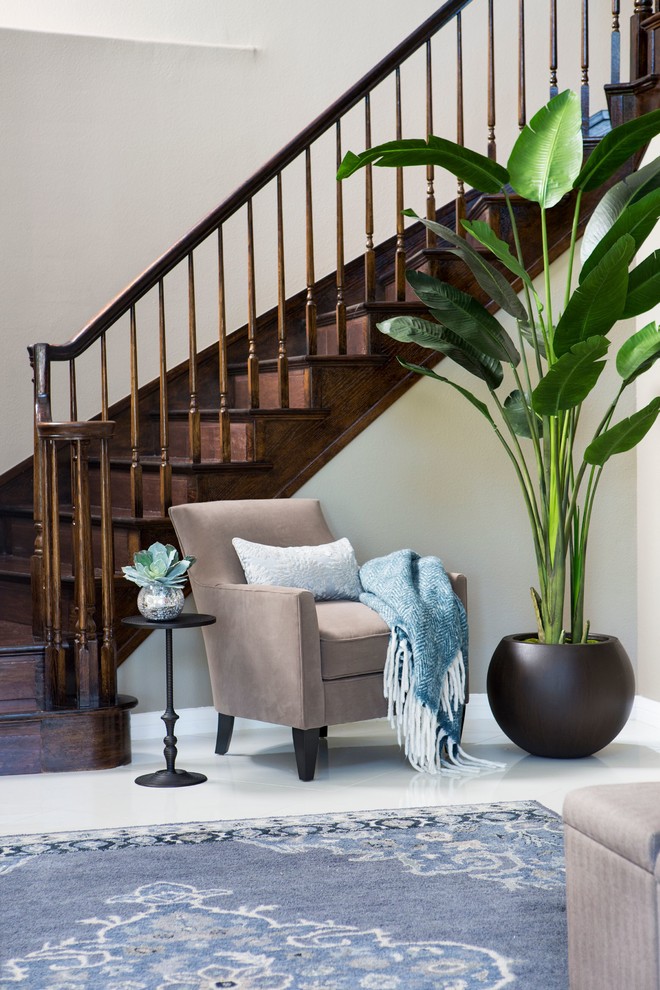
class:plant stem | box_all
[540,207,554,363]
[564,189,583,311]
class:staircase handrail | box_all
[29,0,474,365]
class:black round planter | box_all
[486,634,635,758]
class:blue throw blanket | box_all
[359,550,487,774]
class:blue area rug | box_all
[0,801,566,989]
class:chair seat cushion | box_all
[316,601,390,680]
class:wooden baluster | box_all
[217,226,231,461]
[246,198,259,408]
[69,360,78,421]
[631,1,653,79]
[40,434,54,702]
[549,0,558,97]
[188,253,201,463]
[31,344,54,640]
[364,94,376,303]
[68,358,80,585]
[519,0,527,129]
[100,333,109,420]
[158,279,172,513]
[41,434,65,708]
[581,0,590,135]
[426,40,437,247]
[276,173,290,405]
[305,147,317,355]
[611,1,621,83]
[336,122,347,353]
[395,66,406,301]
[98,422,116,705]
[129,305,143,517]
[98,334,114,698]
[456,12,466,235]
[30,348,46,638]
[487,0,497,159]
[73,433,98,708]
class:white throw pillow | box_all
[232,536,362,601]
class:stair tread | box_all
[0,621,43,652]
[151,407,331,421]
[90,455,274,473]
[229,353,389,372]
[0,503,171,526]
[0,554,35,575]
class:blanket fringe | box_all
[384,629,504,775]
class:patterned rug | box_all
[0,801,567,989]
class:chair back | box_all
[169,498,337,587]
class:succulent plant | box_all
[122,542,196,589]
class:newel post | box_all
[30,343,50,643]
[630,1,654,79]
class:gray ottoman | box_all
[563,782,660,990]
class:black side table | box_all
[123,612,217,787]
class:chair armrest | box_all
[190,581,325,729]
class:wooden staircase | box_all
[1,0,659,775]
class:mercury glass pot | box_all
[137,583,185,622]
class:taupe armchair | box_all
[169,498,467,781]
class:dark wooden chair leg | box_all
[319,725,328,738]
[215,713,235,755]
[292,727,320,781]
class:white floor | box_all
[2,697,660,838]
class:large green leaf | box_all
[553,235,635,356]
[532,336,610,414]
[520,323,548,359]
[623,251,660,318]
[616,321,660,384]
[406,270,521,365]
[574,107,660,192]
[402,210,528,322]
[503,389,543,438]
[377,315,503,388]
[581,157,660,262]
[336,135,509,193]
[460,220,531,285]
[584,397,660,465]
[507,90,583,209]
[579,187,660,282]
[397,358,495,422]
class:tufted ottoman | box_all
[563,782,660,990]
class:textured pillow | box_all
[232,536,362,601]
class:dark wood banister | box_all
[28,0,474,365]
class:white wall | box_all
[0,1,447,471]
[0,1,619,470]
[637,136,660,702]
[2,3,641,706]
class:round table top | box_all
[122,612,217,630]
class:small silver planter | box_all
[137,583,185,622]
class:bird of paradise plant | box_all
[338,90,660,645]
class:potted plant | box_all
[122,542,196,621]
[338,89,660,757]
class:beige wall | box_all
[119,251,638,705]
[298,254,638,694]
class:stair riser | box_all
[0,653,44,713]
[316,317,370,355]
[0,575,35,625]
[154,420,251,461]
[231,367,309,408]
[88,468,190,516]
